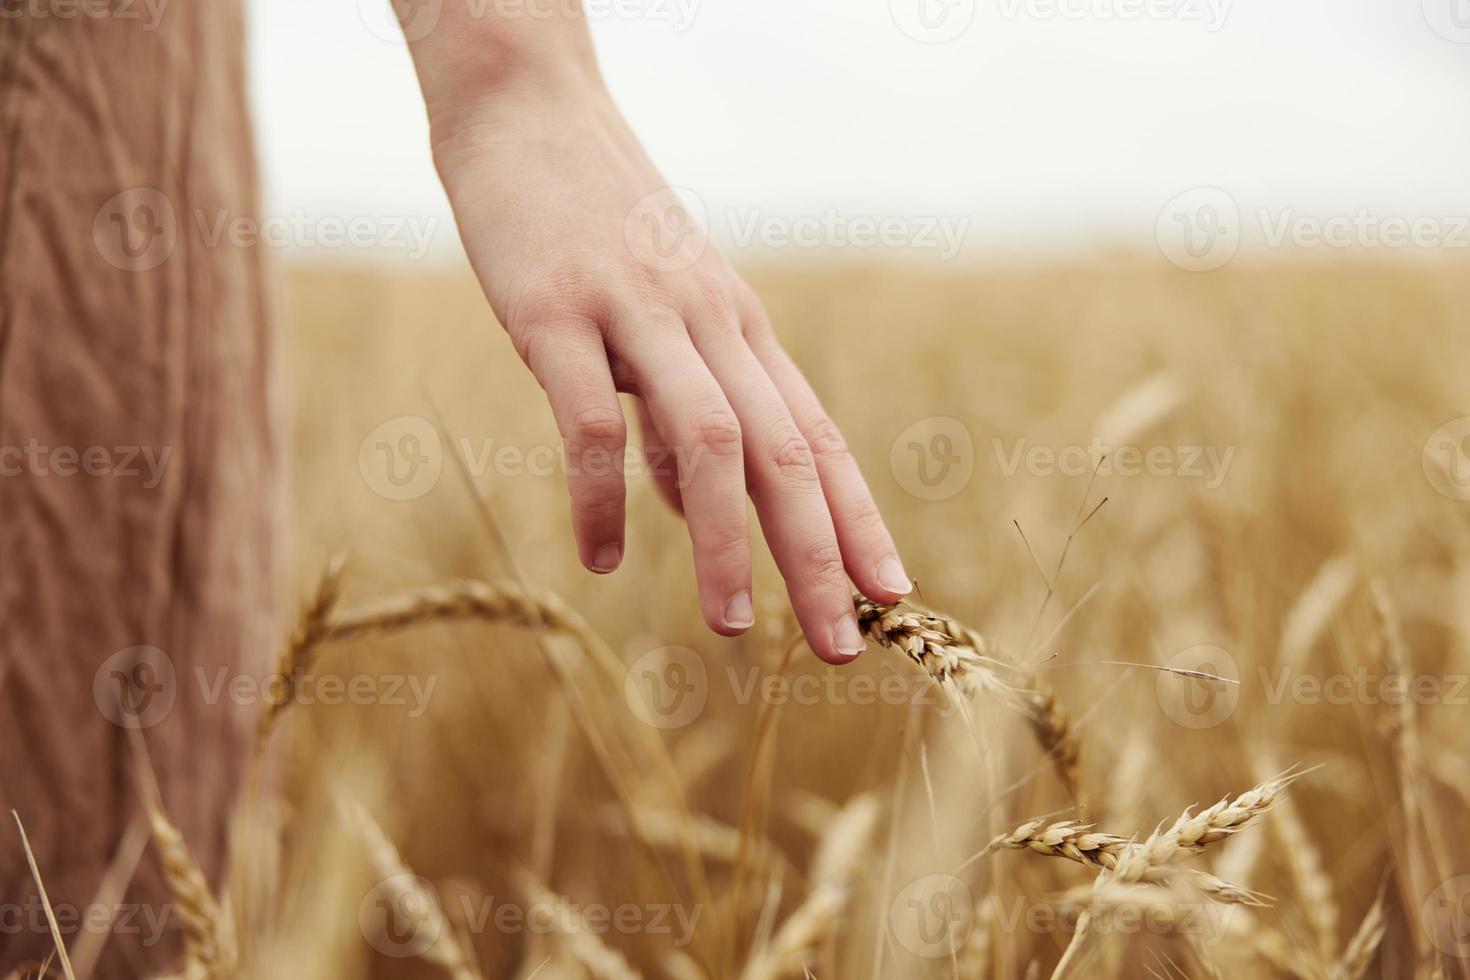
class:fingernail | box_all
[833,614,865,659]
[877,555,912,596]
[723,591,755,630]
[592,543,622,573]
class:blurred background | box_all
[116,1,1470,977]
[249,0,1470,262]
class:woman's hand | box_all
[409,30,910,663]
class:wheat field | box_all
[131,255,1470,978]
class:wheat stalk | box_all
[739,794,880,980]
[339,794,486,980]
[11,813,77,980]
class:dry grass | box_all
[34,254,1470,978]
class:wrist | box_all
[410,10,604,124]
[426,71,620,182]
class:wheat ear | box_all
[1332,884,1388,980]
[134,767,236,978]
[855,598,1087,807]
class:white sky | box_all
[246,0,1470,262]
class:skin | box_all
[404,2,910,663]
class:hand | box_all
[427,80,911,663]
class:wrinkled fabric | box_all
[0,1,279,973]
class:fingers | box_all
[740,297,912,605]
[687,318,867,664]
[618,319,754,637]
[635,399,684,514]
[520,323,628,574]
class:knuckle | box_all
[766,430,818,482]
[686,269,736,320]
[844,500,886,537]
[805,416,849,460]
[567,405,627,449]
[800,539,848,584]
[737,295,775,340]
[508,270,603,330]
[619,260,682,308]
[574,491,623,523]
[703,523,750,561]
[688,410,744,456]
